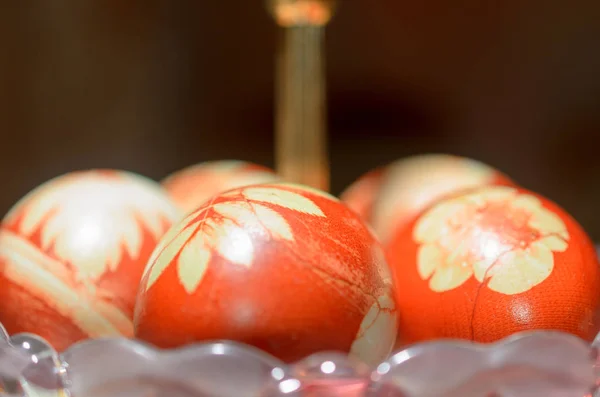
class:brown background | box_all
[1,1,600,237]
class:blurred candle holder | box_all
[266,0,338,192]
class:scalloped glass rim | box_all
[1,326,599,397]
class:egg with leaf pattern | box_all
[0,170,180,351]
[134,182,397,365]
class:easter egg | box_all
[135,183,397,365]
[340,154,514,244]
[387,185,600,346]
[0,170,180,351]
[161,160,279,214]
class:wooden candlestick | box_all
[266,0,337,192]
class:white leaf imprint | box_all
[5,171,179,282]
[242,187,326,217]
[143,185,329,294]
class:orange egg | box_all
[0,170,180,351]
[161,160,280,215]
[340,154,514,244]
[387,185,600,346]
[134,183,397,365]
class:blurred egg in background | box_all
[161,160,280,214]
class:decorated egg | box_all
[387,185,600,346]
[134,183,397,365]
[161,160,280,214]
[0,170,180,351]
[340,154,514,244]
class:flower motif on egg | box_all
[143,185,327,294]
[413,186,570,294]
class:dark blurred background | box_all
[1,1,600,236]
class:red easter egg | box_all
[161,160,280,214]
[340,154,514,244]
[387,185,600,346]
[0,170,180,351]
[134,183,397,365]
[339,167,385,222]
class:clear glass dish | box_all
[1,321,598,397]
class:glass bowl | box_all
[1,321,598,397]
